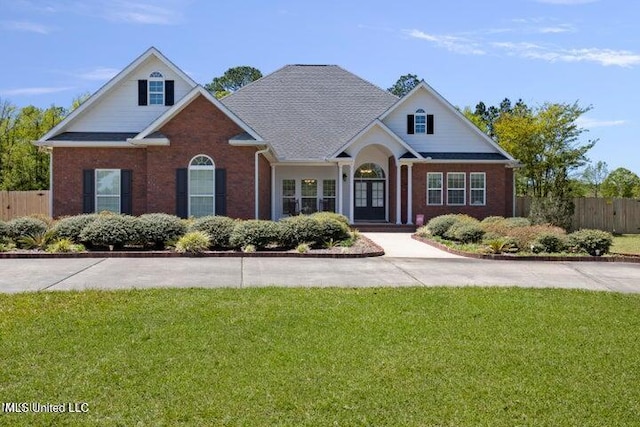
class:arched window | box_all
[189,155,215,217]
[415,108,426,133]
[149,71,164,105]
[355,163,385,179]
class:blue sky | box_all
[1,0,639,174]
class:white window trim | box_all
[148,71,164,105]
[188,155,215,217]
[415,109,426,134]
[447,172,466,206]
[426,172,443,206]
[470,172,486,206]
[95,169,121,213]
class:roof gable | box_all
[380,81,515,161]
[38,47,197,142]
[331,119,422,160]
[221,65,398,161]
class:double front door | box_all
[354,180,385,221]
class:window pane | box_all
[96,170,120,196]
[355,163,384,179]
[372,182,384,207]
[301,179,317,197]
[321,198,336,212]
[191,156,213,166]
[323,180,336,197]
[301,198,317,214]
[355,182,367,207]
[448,173,465,189]
[447,173,465,205]
[428,189,442,205]
[96,196,120,213]
[282,198,297,215]
[190,196,214,217]
[471,173,485,189]
[282,179,295,197]
[149,81,163,92]
[190,170,214,195]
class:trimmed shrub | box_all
[535,233,567,253]
[279,215,323,247]
[174,231,210,254]
[443,215,479,241]
[230,220,281,250]
[78,215,140,249]
[51,214,99,243]
[46,239,85,253]
[426,214,462,238]
[190,216,235,249]
[311,211,350,226]
[6,217,49,240]
[449,222,485,243]
[316,216,350,243]
[0,220,8,242]
[480,216,505,224]
[503,217,531,228]
[567,229,613,256]
[506,225,566,252]
[296,243,310,253]
[137,213,187,249]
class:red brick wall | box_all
[52,95,269,219]
[52,147,147,217]
[408,163,514,223]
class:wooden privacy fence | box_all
[0,191,50,221]
[516,197,640,234]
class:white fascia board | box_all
[127,138,170,146]
[37,47,197,144]
[34,140,138,148]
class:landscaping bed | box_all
[0,212,383,258]
[414,214,639,262]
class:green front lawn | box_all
[2,288,639,426]
[612,234,640,255]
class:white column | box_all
[406,163,413,225]
[348,165,355,224]
[396,162,402,224]
[271,164,276,220]
[338,163,343,215]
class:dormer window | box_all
[407,110,434,135]
[148,71,164,105]
[137,73,175,106]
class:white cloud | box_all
[537,24,576,33]
[576,117,626,128]
[1,20,53,34]
[405,29,486,55]
[76,67,120,81]
[103,1,183,25]
[0,87,74,96]
[494,42,640,67]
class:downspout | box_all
[255,147,270,219]
[47,146,53,218]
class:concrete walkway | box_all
[362,232,463,258]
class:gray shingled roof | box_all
[400,152,509,161]
[221,65,398,161]
[49,132,138,141]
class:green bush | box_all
[174,231,210,254]
[137,213,187,249]
[529,196,574,230]
[567,229,613,256]
[230,220,281,250]
[506,225,566,252]
[0,220,8,242]
[78,215,140,249]
[51,214,99,243]
[279,215,324,247]
[311,211,350,226]
[480,216,505,224]
[535,233,567,253]
[444,215,480,241]
[315,216,350,243]
[426,214,463,237]
[503,217,531,228]
[46,238,85,253]
[449,222,485,243]
[6,216,49,240]
[190,216,235,249]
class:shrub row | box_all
[420,214,613,255]
[2,211,351,252]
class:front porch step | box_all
[352,223,417,233]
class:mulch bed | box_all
[412,234,640,264]
[0,236,384,259]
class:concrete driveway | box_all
[1,256,639,294]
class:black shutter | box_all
[138,80,148,106]
[407,114,415,134]
[427,114,435,134]
[165,80,174,106]
[215,169,227,216]
[82,169,95,213]
[121,170,133,215]
[176,168,188,218]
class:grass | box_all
[611,234,640,255]
[1,287,640,426]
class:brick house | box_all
[36,47,519,225]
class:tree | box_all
[387,74,420,97]
[581,160,609,197]
[204,66,262,99]
[601,167,640,198]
